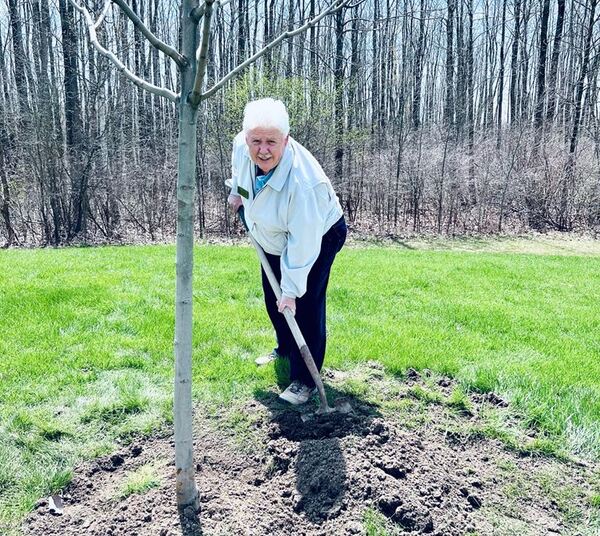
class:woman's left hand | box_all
[277,296,296,315]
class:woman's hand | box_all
[277,295,296,315]
[228,194,243,213]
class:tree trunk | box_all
[444,0,455,128]
[545,0,566,124]
[509,0,521,125]
[7,0,31,119]
[174,0,201,512]
[533,0,550,134]
[466,0,476,204]
[560,0,597,230]
[496,0,507,148]
[59,0,87,239]
[334,7,345,188]
[0,141,15,247]
[412,0,425,130]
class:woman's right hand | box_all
[228,194,243,213]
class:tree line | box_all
[1,0,599,247]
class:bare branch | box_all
[201,0,351,99]
[189,0,216,106]
[190,5,206,24]
[191,0,230,22]
[94,1,112,29]
[112,0,186,69]
[69,0,178,103]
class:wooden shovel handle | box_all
[237,208,331,411]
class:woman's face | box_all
[245,127,289,174]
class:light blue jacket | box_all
[230,132,343,298]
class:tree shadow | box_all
[253,359,383,524]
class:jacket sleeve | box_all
[230,133,243,196]
[280,183,330,298]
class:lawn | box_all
[1,240,599,531]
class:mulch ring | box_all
[24,366,597,535]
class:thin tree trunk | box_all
[545,0,565,124]
[496,0,507,148]
[59,0,87,238]
[412,0,425,130]
[174,0,201,512]
[466,0,475,204]
[7,0,31,119]
[509,0,521,125]
[0,143,15,247]
[533,0,550,134]
[444,0,455,128]
[334,7,345,187]
[560,0,597,230]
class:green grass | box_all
[363,506,393,535]
[407,384,443,404]
[116,462,162,500]
[0,242,599,530]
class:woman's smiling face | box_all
[245,127,289,174]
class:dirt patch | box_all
[23,366,598,535]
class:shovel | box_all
[233,202,351,419]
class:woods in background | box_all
[1,0,599,246]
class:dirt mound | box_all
[23,369,597,535]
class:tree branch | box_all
[69,0,178,103]
[189,0,216,106]
[111,0,187,69]
[94,0,112,29]
[201,0,351,99]
[190,0,230,24]
[190,5,205,24]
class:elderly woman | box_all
[228,98,347,405]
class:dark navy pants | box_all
[261,216,347,388]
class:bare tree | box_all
[71,0,351,518]
[560,0,598,230]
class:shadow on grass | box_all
[253,357,383,524]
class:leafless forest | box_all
[1,0,599,246]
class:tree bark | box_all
[59,0,87,239]
[560,0,597,230]
[7,0,31,119]
[533,0,550,133]
[444,0,455,128]
[334,7,345,187]
[509,0,521,125]
[412,0,425,130]
[174,0,201,512]
[545,0,566,124]
[496,0,507,147]
[0,140,15,247]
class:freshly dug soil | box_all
[23,367,597,535]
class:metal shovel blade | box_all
[300,397,353,422]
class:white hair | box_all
[243,98,290,136]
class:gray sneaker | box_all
[255,350,280,366]
[279,381,317,405]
